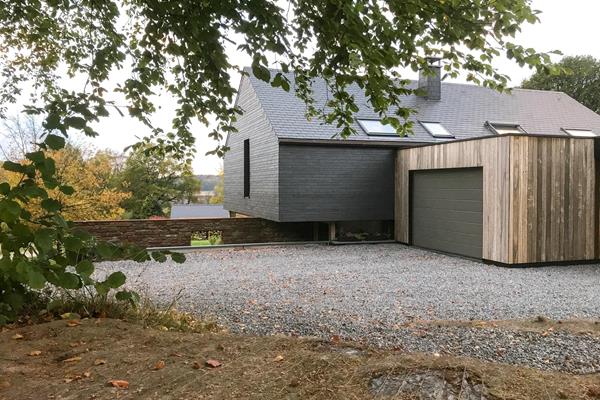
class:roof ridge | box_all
[244,66,567,95]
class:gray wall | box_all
[224,76,280,220]
[278,144,395,222]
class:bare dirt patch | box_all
[1,319,599,400]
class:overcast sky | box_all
[5,0,600,174]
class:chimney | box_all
[418,57,441,100]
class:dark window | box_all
[243,139,250,197]
[485,121,527,135]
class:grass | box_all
[190,239,211,246]
[4,293,600,399]
[2,318,600,399]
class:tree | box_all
[209,169,224,205]
[1,145,129,220]
[0,115,44,161]
[522,55,600,114]
[115,145,201,219]
[1,115,129,220]
[0,0,555,323]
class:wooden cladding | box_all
[395,136,597,265]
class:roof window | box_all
[486,121,527,135]
[357,119,397,136]
[420,121,454,138]
[563,128,597,137]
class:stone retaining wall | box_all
[73,218,317,248]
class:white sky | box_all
[5,0,600,174]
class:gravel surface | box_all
[97,243,600,373]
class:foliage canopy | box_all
[0,0,556,323]
[115,144,200,219]
[522,55,600,115]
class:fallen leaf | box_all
[330,335,341,344]
[108,380,129,389]
[94,359,107,366]
[192,361,202,369]
[66,320,81,327]
[63,356,82,363]
[12,333,23,340]
[61,312,81,320]
[64,378,74,383]
[83,371,91,378]
[152,360,165,370]
[28,350,42,356]
[205,359,222,368]
[273,355,284,362]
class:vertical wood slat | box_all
[395,136,510,263]
[395,136,596,264]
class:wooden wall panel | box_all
[395,136,511,264]
[509,136,596,263]
[396,135,596,265]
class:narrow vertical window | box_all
[243,139,250,197]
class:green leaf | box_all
[0,200,21,219]
[64,116,86,129]
[45,134,66,150]
[115,290,140,305]
[0,182,9,195]
[151,251,167,262]
[45,113,62,130]
[4,292,25,311]
[56,272,81,289]
[95,282,110,296]
[63,236,83,251]
[2,161,27,173]
[97,242,115,259]
[41,198,61,213]
[75,260,94,276]
[170,252,186,264]
[58,185,75,195]
[72,229,92,241]
[25,151,45,164]
[252,62,270,82]
[34,229,54,252]
[27,268,46,289]
[105,271,126,288]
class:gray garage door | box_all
[411,168,483,259]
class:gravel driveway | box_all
[97,243,600,373]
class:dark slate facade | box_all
[278,144,395,222]
[223,75,280,221]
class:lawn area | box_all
[1,318,599,399]
[191,239,211,246]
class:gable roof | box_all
[242,68,600,144]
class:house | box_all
[170,204,229,219]
[224,62,600,265]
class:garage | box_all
[410,168,483,259]
[396,135,598,265]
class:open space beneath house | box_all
[97,243,600,374]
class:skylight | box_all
[563,128,597,137]
[420,121,454,138]
[357,119,397,136]
[486,122,527,135]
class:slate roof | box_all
[170,204,229,219]
[244,68,600,144]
